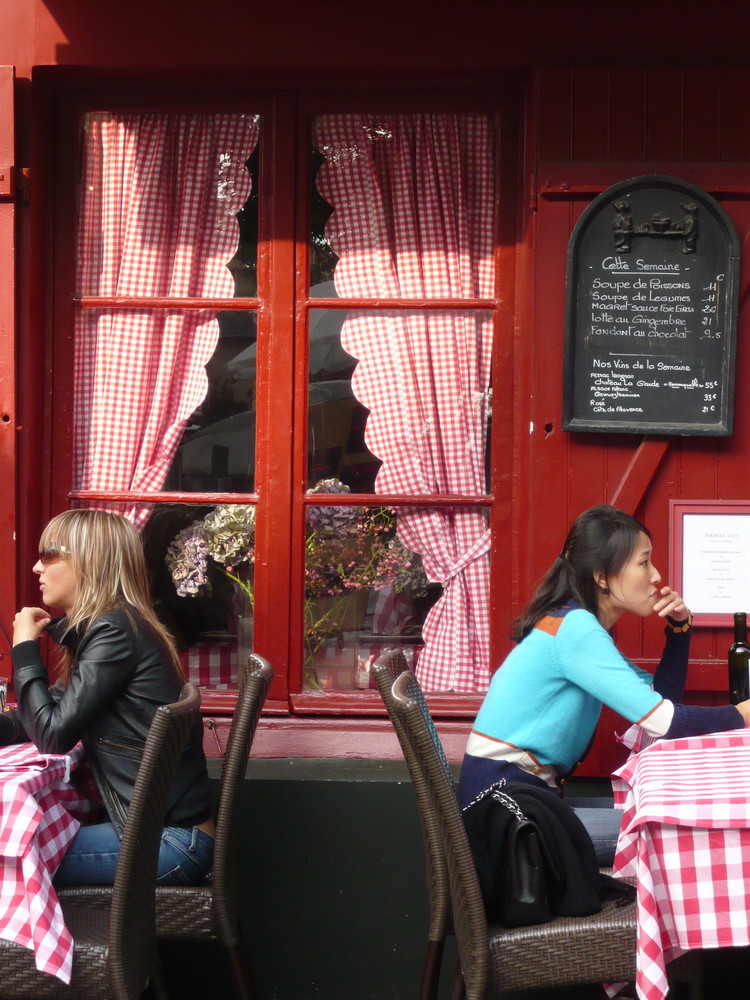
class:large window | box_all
[44,83,519,713]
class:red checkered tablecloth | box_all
[609,728,750,1000]
[180,642,236,689]
[0,742,92,983]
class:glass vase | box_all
[234,585,254,685]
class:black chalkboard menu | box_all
[563,175,739,435]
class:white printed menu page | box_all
[681,513,750,613]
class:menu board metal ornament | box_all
[563,175,739,436]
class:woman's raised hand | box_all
[653,587,691,621]
[12,607,51,646]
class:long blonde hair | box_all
[39,509,183,684]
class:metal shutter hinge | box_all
[0,167,30,201]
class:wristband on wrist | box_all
[665,611,693,633]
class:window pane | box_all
[309,146,339,294]
[73,112,260,499]
[303,500,444,691]
[302,501,491,692]
[309,113,496,299]
[76,112,260,299]
[307,308,379,491]
[140,501,256,691]
[165,310,258,492]
[307,310,492,495]
[72,308,257,495]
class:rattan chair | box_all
[0,682,201,999]
[60,654,273,1000]
[372,650,457,1000]
[389,669,640,999]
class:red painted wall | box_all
[3,1,750,77]
[3,1,750,768]
[10,0,531,75]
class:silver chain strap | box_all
[462,779,529,823]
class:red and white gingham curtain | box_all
[314,115,495,692]
[74,113,259,525]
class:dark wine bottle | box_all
[728,612,750,704]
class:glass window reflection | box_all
[302,499,445,691]
[306,310,492,495]
[142,502,255,690]
[165,310,258,493]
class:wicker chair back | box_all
[108,682,201,999]
[372,651,453,1000]
[211,654,273,945]
[391,670,490,998]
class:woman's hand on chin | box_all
[13,607,51,646]
[653,587,690,621]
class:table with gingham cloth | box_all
[179,642,236,688]
[608,727,750,1000]
[0,742,93,983]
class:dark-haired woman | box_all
[459,505,750,864]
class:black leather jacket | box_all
[8,607,212,838]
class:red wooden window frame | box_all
[0,66,16,660]
[28,70,524,722]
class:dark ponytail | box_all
[511,505,650,641]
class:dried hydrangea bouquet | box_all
[166,479,428,687]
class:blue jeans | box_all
[565,797,623,867]
[53,822,214,887]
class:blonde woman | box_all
[5,508,214,886]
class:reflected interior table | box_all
[180,640,235,688]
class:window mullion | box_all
[251,93,298,702]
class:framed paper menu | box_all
[670,500,750,626]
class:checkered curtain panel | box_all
[314,115,495,692]
[74,113,259,525]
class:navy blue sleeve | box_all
[651,626,691,701]
[647,624,745,740]
[663,703,744,740]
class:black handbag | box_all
[462,782,557,927]
[463,781,633,927]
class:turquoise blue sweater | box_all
[459,602,743,806]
